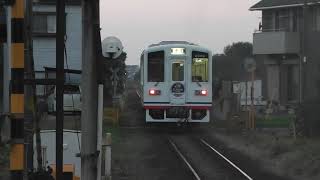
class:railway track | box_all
[200,139,253,180]
[168,136,253,180]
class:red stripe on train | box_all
[144,106,211,110]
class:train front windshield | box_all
[172,62,184,81]
[192,52,209,82]
[147,51,165,82]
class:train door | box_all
[170,59,186,105]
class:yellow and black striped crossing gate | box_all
[9,0,25,179]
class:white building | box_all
[33,0,82,94]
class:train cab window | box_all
[172,61,184,81]
[192,51,209,82]
[148,51,164,82]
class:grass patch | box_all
[256,116,292,128]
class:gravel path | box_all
[111,128,194,180]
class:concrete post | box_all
[81,0,99,179]
[104,133,112,180]
[97,85,104,180]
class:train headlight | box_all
[195,90,208,96]
[149,89,161,96]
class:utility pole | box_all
[25,0,44,172]
[81,0,99,179]
[56,0,65,179]
[25,0,37,171]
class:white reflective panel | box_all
[171,48,185,55]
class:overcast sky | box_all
[100,0,261,65]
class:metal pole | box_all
[245,81,249,129]
[112,68,119,107]
[251,71,255,129]
[81,0,99,179]
[97,85,104,180]
[56,0,65,179]
[299,0,307,104]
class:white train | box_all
[137,41,212,123]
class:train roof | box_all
[141,41,211,57]
[149,41,198,47]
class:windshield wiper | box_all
[196,81,202,87]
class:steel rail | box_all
[200,139,253,180]
[168,139,201,180]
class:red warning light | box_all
[149,89,156,95]
[201,90,207,96]
[149,89,161,96]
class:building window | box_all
[287,65,299,102]
[312,6,320,31]
[291,8,299,32]
[147,51,164,82]
[275,9,290,31]
[262,9,299,32]
[262,10,274,32]
[192,51,209,82]
[172,61,184,81]
[275,11,280,30]
[33,12,57,36]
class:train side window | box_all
[148,51,164,82]
[192,51,209,82]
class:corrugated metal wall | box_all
[33,5,82,72]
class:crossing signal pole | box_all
[8,0,25,179]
